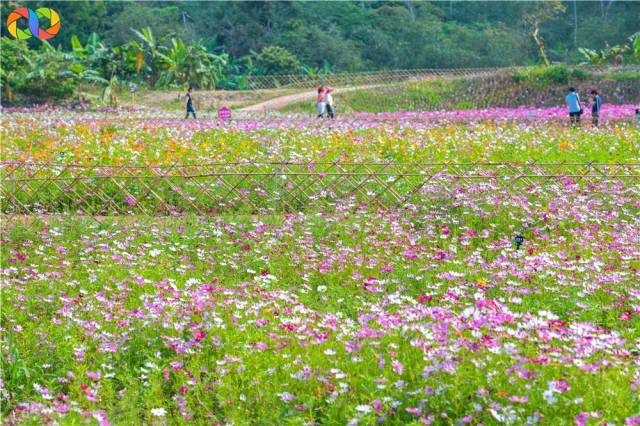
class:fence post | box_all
[273,165,279,213]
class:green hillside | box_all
[281,67,640,113]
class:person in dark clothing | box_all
[185,86,196,119]
[590,90,602,126]
[326,89,335,119]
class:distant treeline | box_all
[3,1,639,70]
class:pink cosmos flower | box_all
[392,360,404,375]
[86,371,101,381]
[419,295,432,304]
[552,380,570,393]
[406,407,421,416]
[403,249,418,260]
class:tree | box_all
[523,1,566,66]
[131,27,172,86]
[255,46,302,75]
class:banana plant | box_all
[131,27,169,86]
[156,38,227,89]
[578,47,607,65]
[579,32,640,65]
[60,63,109,91]
[101,75,119,107]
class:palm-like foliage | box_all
[156,38,228,89]
[579,32,640,65]
[131,27,172,85]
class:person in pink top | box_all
[316,86,327,118]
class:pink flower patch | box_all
[552,380,570,393]
[419,295,432,304]
[403,249,418,260]
[86,371,101,381]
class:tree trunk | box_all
[573,0,578,47]
[532,23,550,66]
[404,0,415,21]
[604,0,615,20]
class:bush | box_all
[255,46,302,75]
[512,65,591,86]
[1,38,77,105]
[19,50,77,102]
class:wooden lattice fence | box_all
[1,162,639,217]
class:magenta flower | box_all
[620,311,632,321]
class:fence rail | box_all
[241,65,638,90]
[1,162,639,217]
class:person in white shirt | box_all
[326,90,335,119]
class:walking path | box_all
[239,85,381,112]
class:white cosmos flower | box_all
[355,404,371,414]
[542,389,557,405]
[151,408,166,417]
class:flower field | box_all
[2,105,639,166]
[1,107,640,425]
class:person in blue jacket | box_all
[565,87,582,126]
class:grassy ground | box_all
[281,69,640,113]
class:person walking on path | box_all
[590,89,603,127]
[565,87,582,126]
[316,86,327,118]
[326,88,335,119]
[185,86,197,119]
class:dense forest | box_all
[3,1,639,69]
[1,1,638,104]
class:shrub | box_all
[1,38,76,105]
[19,50,77,102]
[512,65,592,87]
[255,46,302,75]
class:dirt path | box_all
[238,84,382,112]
